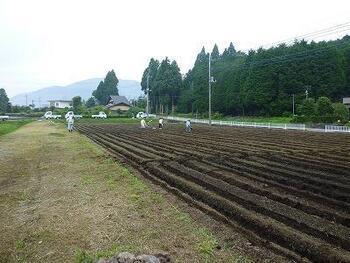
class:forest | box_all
[141,36,350,117]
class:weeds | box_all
[15,240,25,250]
[196,228,218,261]
[81,174,95,185]
[75,244,138,263]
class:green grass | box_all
[75,244,139,263]
[224,116,292,123]
[0,120,33,137]
[196,228,218,261]
[167,113,293,124]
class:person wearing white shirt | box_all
[158,118,164,129]
[185,120,192,132]
[66,115,74,132]
[140,118,147,128]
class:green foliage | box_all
[212,112,224,119]
[196,228,218,261]
[72,96,82,111]
[299,98,316,119]
[0,120,32,137]
[127,106,144,117]
[316,96,334,117]
[10,105,32,113]
[53,107,71,116]
[90,105,108,115]
[211,44,220,60]
[0,88,9,114]
[333,103,349,123]
[141,37,350,118]
[92,70,119,105]
[74,249,94,263]
[141,58,159,95]
[85,97,96,108]
[131,96,146,109]
[222,42,236,57]
[294,96,347,123]
[141,57,182,114]
[315,96,335,123]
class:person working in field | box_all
[185,119,192,132]
[158,118,164,129]
[140,118,148,128]
[66,114,74,132]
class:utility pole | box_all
[305,85,311,99]
[208,53,212,125]
[292,94,295,116]
[146,71,150,115]
[25,94,28,106]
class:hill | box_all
[10,78,143,106]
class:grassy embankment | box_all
[0,120,33,137]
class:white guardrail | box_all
[325,125,350,133]
[164,116,306,130]
[163,116,350,133]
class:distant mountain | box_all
[10,78,143,106]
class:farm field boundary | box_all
[76,123,350,262]
[0,122,254,262]
[163,116,350,133]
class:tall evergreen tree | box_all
[223,42,236,57]
[92,70,119,105]
[85,97,96,108]
[0,88,9,114]
[211,44,220,60]
[143,35,350,117]
[152,58,182,114]
[141,58,160,112]
[195,47,208,65]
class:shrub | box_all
[316,97,334,117]
[212,112,224,120]
[333,103,349,124]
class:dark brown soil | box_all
[76,123,350,262]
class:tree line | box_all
[0,70,119,115]
[141,36,350,118]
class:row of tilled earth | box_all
[76,123,350,262]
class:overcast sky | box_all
[1,0,349,97]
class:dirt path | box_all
[0,121,282,263]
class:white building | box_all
[48,100,72,109]
[343,97,350,111]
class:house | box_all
[343,97,350,111]
[48,100,72,109]
[106,95,131,111]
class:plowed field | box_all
[76,123,350,262]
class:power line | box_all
[220,40,350,72]
[250,21,350,50]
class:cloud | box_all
[0,0,349,97]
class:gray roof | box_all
[107,95,131,106]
